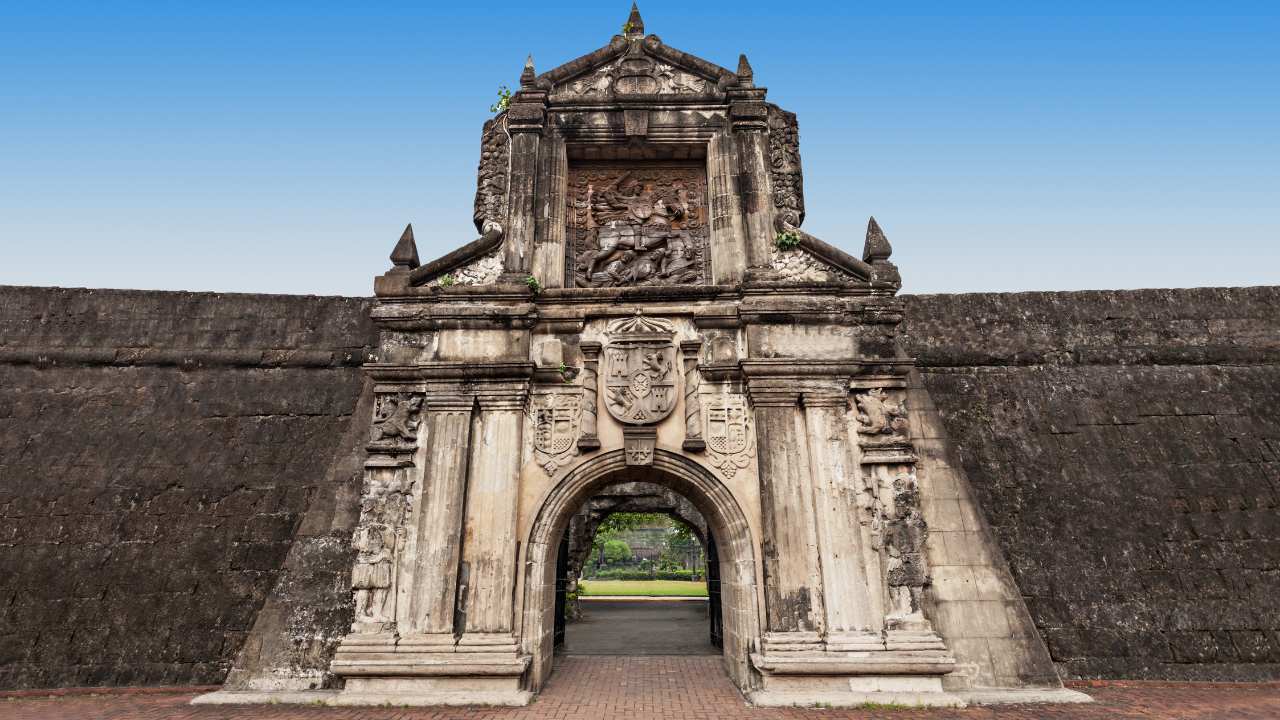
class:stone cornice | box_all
[365,362,536,383]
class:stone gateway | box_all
[198,4,1091,709]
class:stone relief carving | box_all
[768,105,805,231]
[351,469,413,631]
[704,394,755,478]
[555,57,715,100]
[369,394,424,444]
[854,388,909,443]
[529,392,582,475]
[352,522,396,625]
[568,164,709,288]
[883,469,931,629]
[473,115,510,235]
[770,244,854,283]
[433,249,503,286]
[603,314,678,425]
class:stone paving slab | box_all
[2,657,1278,719]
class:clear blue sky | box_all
[2,2,1277,296]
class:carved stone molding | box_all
[623,426,657,466]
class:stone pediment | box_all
[376,3,903,295]
[532,4,741,104]
[541,35,739,103]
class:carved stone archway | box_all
[519,449,761,694]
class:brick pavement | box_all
[1,656,1277,720]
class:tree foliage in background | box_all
[602,538,632,564]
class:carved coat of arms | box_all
[603,315,678,425]
[531,392,582,475]
[704,395,755,478]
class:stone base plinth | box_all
[327,632,532,707]
[748,650,964,708]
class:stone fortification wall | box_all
[2,285,1276,690]
[0,287,376,689]
[902,287,1280,681]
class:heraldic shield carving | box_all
[603,314,678,426]
[531,392,582,475]
[705,395,755,478]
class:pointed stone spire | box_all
[736,54,755,88]
[862,216,893,263]
[520,55,537,89]
[624,2,644,37]
[390,223,420,270]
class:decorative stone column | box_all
[801,385,880,651]
[405,390,474,637]
[728,56,776,271]
[577,342,601,450]
[681,340,705,451]
[745,377,825,645]
[457,384,529,645]
[500,58,548,281]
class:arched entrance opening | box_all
[557,492,716,655]
[519,449,760,695]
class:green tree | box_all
[602,538,632,564]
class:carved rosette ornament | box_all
[529,391,582,475]
[703,394,755,478]
[603,314,677,465]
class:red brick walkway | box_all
[1,656,1277,719]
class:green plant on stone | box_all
[558,362,574,383]
[438,274,455,287]
[490,85,513,114]
[524,274,542,295]
[775,229,802,250]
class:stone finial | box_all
[624,2,644,37]
[863,216,893,263]
[520,55,536,89]
[736,54,755,88]
[390,223,420,270]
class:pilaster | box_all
[728,83,775,270]
[801,385,879,649]
[745,377,825,640]
[500,83,547,281]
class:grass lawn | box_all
[578,579,708,597]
